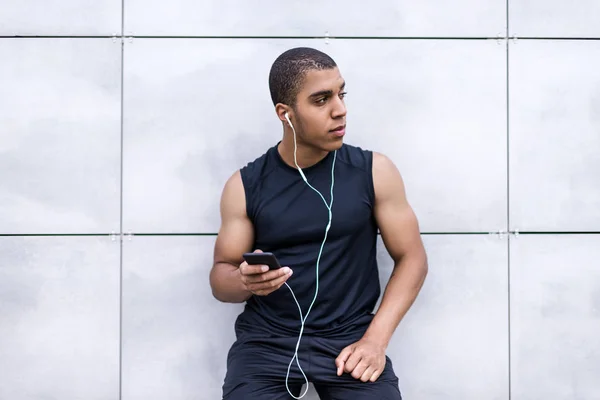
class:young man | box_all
[210,47,428,400]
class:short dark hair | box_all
[268,47,337,107]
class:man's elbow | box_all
[209,263,249,304]
[208,265,228,303]
[209,282,227,303]
[420,256,429,282]
[416,249,428,275]
[400,249,428,281]
[209,282,240,304]
[212,290,233,303]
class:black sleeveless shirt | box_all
[237,142,381,338]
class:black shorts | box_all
[222,330,402,400]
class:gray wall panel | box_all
[125,0,505,37]
[0,39,122,234]
[122,39,331,234]
[4,1,597,399]
[121,235,244,400]
[0,236,120,400]
[510,0,600,38]
[333,39,507,233]
[123,39,507,234]
[510,234,600,400]
[120,234,319,399]
[0,0,122,36]
[509,40,600,232]
[380,235,509,399]
[121,234,508,399]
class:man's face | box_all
[292,67,347,152]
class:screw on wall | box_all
[325,31,330,45]
[488,230,521,239]
[489,230,507,238]
[109,232,134,242]
[495,32,505,45]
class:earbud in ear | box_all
[284,112,292,127]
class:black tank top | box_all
[237,142,381,338]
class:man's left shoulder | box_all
[370,151,400,176]
[370,151,406,203]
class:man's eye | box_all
[316,97,327,104]
[339,91,347,98]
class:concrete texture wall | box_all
[1,1,599,399]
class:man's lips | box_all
[330,125,346,134]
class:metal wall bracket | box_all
[489,230,508,238]
[488,230,520,238]
[109,232,134,242]
[495,32,505,45]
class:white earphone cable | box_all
[283,113,336,399]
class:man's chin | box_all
[320,141,344,154]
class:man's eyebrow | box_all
[309,89,333,98]
[309,82,346,98]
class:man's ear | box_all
[275,103,291,124]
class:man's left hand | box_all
[335,337,386,382]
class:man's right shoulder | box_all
[238,146,276,189]
[222,146,272,198]
[221,169,244,201]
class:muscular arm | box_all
[335,152,428,381]
[363,152,428,346]
[209,170,254,303]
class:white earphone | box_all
[285,112,307,183]
[281,111,336,398]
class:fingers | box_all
[335,346,353,376]
[239,249,267,275]
[350,363,366,380]
[369,369,382,382]
[344,350,362,374]
[336,343,385,382]
[244,267,293,296]
[239,263,270,276]
[243,267,291,283]
[349,359,382,382]
[359,366,376,382]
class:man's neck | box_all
[277,134,329,170]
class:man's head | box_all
[268,47,347,152]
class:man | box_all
[210,47,428,400]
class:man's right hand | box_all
[239,250,293,296]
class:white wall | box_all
[1,1,599,399]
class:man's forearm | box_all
[209,262,252,303]
[363,254,428,347]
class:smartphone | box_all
[243,252,282,270]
